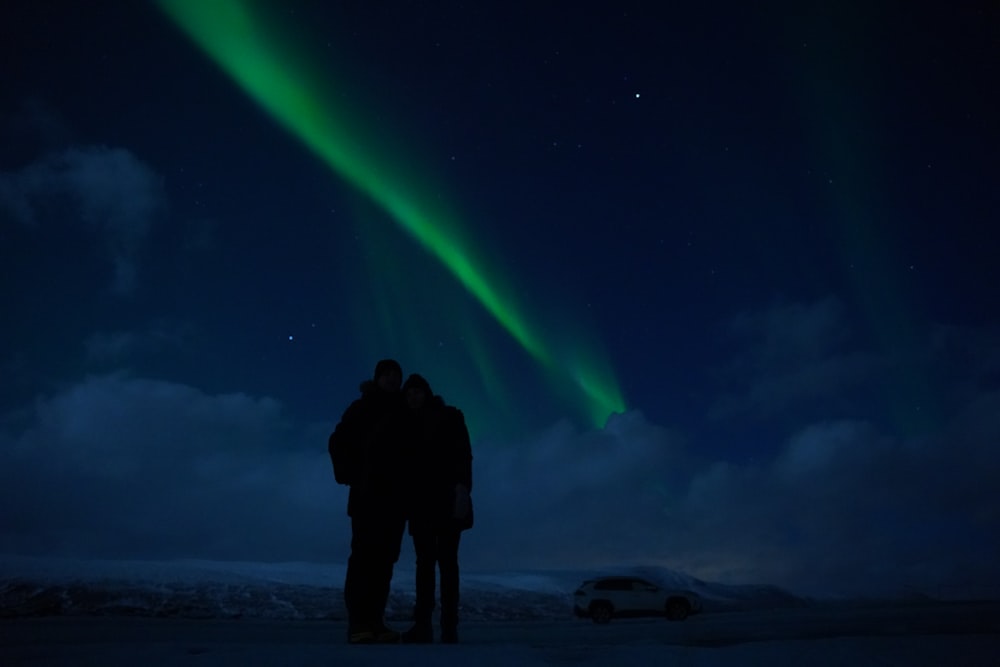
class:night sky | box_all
[1,1,998,597]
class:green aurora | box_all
[156,0,625,427]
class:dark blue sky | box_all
[1,1,997,596]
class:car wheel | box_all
[665,598,690,621]
[590,602,613,624]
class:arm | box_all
[448,408,474,528]
[328,399,366,485]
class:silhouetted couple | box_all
[328,359,473,644]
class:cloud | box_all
[1,357,998,597]
[0,374,344,562]
[0,146,164,294]
[465,412,694,570]
[83,323,194,366]
[711,296,882,420]
[467,409,1000,596]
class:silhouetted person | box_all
[400,373,473,644]
[328,359,412,644]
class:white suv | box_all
[573,576,701,623]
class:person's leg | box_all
[369,514,406,642]
[439,530,462,643]
[413,530,438,619]
[345,516,377,642]
[403,529,436,643]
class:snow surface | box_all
[2,557,999,666]
[0,555,804,620]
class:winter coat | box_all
[328,380,413,519]
[407,395,473,534]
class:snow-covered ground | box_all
[0,556,803,620]
[2,557,999,666]
[2,614,999,667]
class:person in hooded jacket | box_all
[400,373,473,644]
[328,358,413,644]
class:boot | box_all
[347,625,375,644]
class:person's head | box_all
[402,373,432,410]
[373,358,403,393]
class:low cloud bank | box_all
[2,373,998,597]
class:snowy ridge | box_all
[0,556,803,620]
